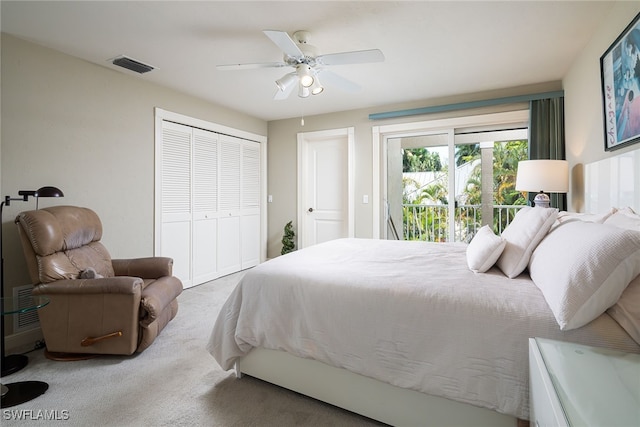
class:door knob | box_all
[308,207,314,213]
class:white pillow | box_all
[529,221,640,330]
[607,273,640,345]
[496,207,558,278]
[466,225,506,273]
[604,207,640,231]
[556,207,617,224]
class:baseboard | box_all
[5,327,44,355]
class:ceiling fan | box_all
[217,30,385,100]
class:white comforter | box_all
[207,238,638,419]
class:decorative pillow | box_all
[466,225,506,273]
[496,207,558,278]
[79,267,104,279]
[604,207,640,231]
[529,221,640,330]
[607,273,640,345]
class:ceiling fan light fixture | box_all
[297,64,314,88]
[275,72,297,92]
[310,76,324,95]
[298,85,310,98]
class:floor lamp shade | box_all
[516,160,569,207]
[34,186,64,198]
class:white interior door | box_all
[298,128,354,249]
[192,128,218,285]
[217,136,242,276]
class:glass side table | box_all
[531,337,640,427]
[1,295,50,408]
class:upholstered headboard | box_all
[585,148,640,214]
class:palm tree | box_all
[455,144,480,166]
[493,140,527,205]
[492,140,528,232]
[403,148,443,172]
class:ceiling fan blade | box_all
[263,30,304,59]
[318,70,361,93]
[317,49,385,66]
[216,62,287,71]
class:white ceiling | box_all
[1,1,615,122]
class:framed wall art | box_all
[601,12,640,151]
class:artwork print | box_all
[601,12,640,151]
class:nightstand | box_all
[529,337,640,427]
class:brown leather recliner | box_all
[15,205,183,356]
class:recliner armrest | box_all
[32,277,143,295]
[112,257,173,278]
[140,276,183,325]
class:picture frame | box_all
[600,12,640,151]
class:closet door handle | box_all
[308,208,314,213]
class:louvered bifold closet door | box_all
[217,135,242,276]
[160,119,262,287]
[161,121,192,287]
[192,128,218,284]
[241,141,261,269]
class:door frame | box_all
[297,127,355,249]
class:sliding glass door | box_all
[384,126,528,242]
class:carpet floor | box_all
[1,271,383,426]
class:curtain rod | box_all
[368,90,564,120]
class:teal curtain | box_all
[529,97,567,210]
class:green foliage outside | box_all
[403,148,443,172]
[402,140,528,241]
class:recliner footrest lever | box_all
[80,331,123,347]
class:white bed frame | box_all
[230,151,640,427]
[236,348,517,427]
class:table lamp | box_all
[515,160,568,208]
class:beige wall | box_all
[1,34,267,291]
[564,2,640,211]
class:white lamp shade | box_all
[298,85,310,98]
[275,73,297,92]
[515,160,569,193]
[297,64,314,88]
[310,76,324,95]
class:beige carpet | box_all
[2,272,383,426]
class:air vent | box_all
[13,285,40,333]
[112,55,155,74]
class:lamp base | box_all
[1,354,28,377]
[0,381,48,408]
[533,192,550,208]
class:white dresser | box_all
[529,337,640,427]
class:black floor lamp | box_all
[1,186,64,377]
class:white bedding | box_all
[207,238,639,419]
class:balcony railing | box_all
[401,203,525,242]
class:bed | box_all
[207,206,640,426]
